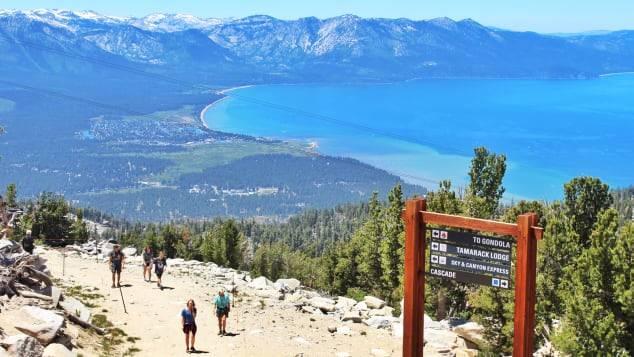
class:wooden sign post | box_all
[402,197,543,357]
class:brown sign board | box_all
[402,199,543,357]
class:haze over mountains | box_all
[1,9,634,220]
[2,9,634,83]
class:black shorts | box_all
[216,308,229,318]
[183,323,197,335]
[111,262,122,273]
[155,270,164,278]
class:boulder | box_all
[364,296,385,309]
[15,306,64,345]
[248,276,275,290]
[121,247,136,256]
[1,335,44,357]
[424,329,458,351]
[392,322,403,337]
[335,296,357,311]
[59,296,91,323]
[100,243,114,257]
[43,343,76,357]
[327,326,337,333]
[453,322,485,347]
[254,290,283,300]
[353,301,369,311]
[274,278,301,293]
[301,305,317,314]
[364,316,397,329]
[369,306,394,317]
[341,311,362,323]
[336,326,352,335]
[424,314,444,330]
[309,297,336,313]
[50,286,62,307]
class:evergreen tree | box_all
[465,147,507,219]
[356,192,384,295]
[70,209,89,244]
[554,209,631,355]
[427,180,462,215]
[563,176,613,246]
[380,184,405,305]
[31,192,72,244]
[159,225,181,258]
[5,184,17,208]
[426,180,467,319]
[535,203,579,328]
[333,240,361,296]
[251,243,270,278]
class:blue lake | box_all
[204,74,634,200]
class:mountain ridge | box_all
[2,9,634,82]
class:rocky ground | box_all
[1,239,487,356]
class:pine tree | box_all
[5,184,17,208]
[427,180,462,215]
[563,176,613,246]
[356,192,384,295]
[333,240,361,296]
[70,209,89,244]
[534,202,579,329]
[380,184,405,305]
[554,209,630,355]
[426,180,467,319]
[465,147,507,219]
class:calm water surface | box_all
[205,74,634,200]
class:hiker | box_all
[213,288,231,336]
[181,299,198,353]
[109,244,125,288]
[22,229,34,254]
[142,246,153,282]
[153,251,167,289]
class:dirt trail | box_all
[42,249,402,357]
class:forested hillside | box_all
[9,146,632,355]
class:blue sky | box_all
[3,0,634,33]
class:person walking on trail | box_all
[181,299,198,353]
[153,251,167,290]
[21,230,34,255]
[142,246,153,282]
[213,288,231,336]
[109,244,125,288]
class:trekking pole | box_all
[119,285,128,314]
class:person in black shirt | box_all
[109,244,125,288]
[153,251,167,290]
[22,230,34,254]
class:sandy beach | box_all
[199,85,254,129]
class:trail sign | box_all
[402,199,543,357]
[429,228,513,252]
[428,228,513,288]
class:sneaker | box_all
[218,331,223,336]
[190,347,197,352]
[111,284,116,288]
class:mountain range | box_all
[1,9,634,220]
[1,9,634,83]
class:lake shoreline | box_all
[199,85,254,129]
